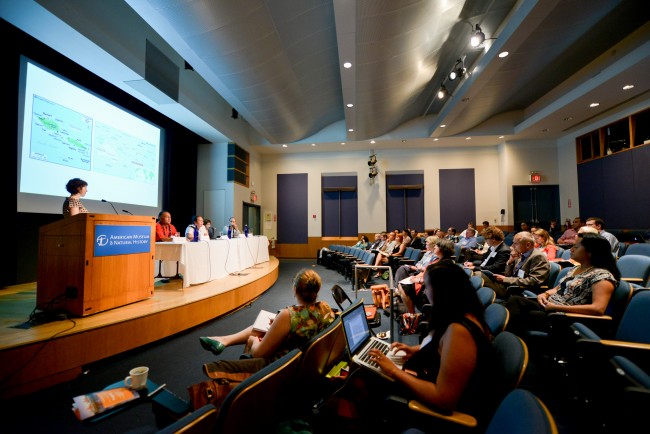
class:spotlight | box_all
[470,24,485,48]
[368,154,377,166]
[437,85,448,99]
[369,166,378,178]
[448,58,466,81]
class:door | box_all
[243,202,261,236]
[513,185,560,228]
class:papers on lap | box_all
[253,309,277,333]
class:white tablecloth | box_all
[154,236,270,288]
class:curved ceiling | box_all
[5,0,649,154]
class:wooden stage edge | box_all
[0,257,279,399]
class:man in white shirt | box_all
[222,216,241,238]
[585,217,619,253]
[185,215,209,241]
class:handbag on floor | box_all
[187,371,253,411]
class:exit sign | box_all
[530,172,542,183]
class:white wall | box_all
[197,98,650,238]
[259,146,514,238]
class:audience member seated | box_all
[547,219,561,238]
[434,228,445,239]
[533,228,557,260]
[585,216,619,253]
[456,227,478,262]
[518,221,531,233]
[480,220,490,235]
[445,227,459,243]
[222,216,241,238]
[556,217,584,246]
[156,211,178,242]
[409,229,425,250]
[353,235,371,250]
[372,232,401,278]
[393,236,438,312]
[505,233,619,338]
[481,231,551,299]
[185,215,209,241]
[200,269,335,375]
[369,233,383,250]
[400,239,455,314]
[463,226,510,275]
[342,261,497,432]
[459,222,476,239]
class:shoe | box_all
[200,337,225,356]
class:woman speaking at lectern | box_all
[62,178,89,218]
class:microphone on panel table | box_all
[101,199,119,215]
[122,209,133,215]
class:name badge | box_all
[517,269,526,278]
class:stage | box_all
[0,256,279,399]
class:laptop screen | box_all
[341,301,371,355]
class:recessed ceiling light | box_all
[590,102,600,108]
[623,84,634,90]
[465,137,471,140]
[498,51,509,58]
[498,135,504,139]
[340,142,346,145]
[311,143,316,147]
[282,144,287,148]
[440,124,446,128]
[346,103,354,108]
[401,139,406,143]
[433,138,439,141]
[370,140,376,144]
[343,62,352,69]
[563,116,573,121]
[348,128,354,132]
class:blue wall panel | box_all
[277,173,308,243]
[439,169,475,230]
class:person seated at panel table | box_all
[155,211,178,242]
[199,269,335,374]
[222,216,241,237]
[556,217,584,246]
[339,262,498,433]
[204,219,219,239]
[481,231,551,299]
[505,233,619,338]
[62,178,89,218]
[463,226,510,275]
[185,215,209,241]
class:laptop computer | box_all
[340,299,393,380]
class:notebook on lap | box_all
[340,300,393,381]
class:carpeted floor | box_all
[0,260,415,433]
[0,259,589,433]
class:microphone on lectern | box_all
[122,209,133,215]
[101,199,119,215]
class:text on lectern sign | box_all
[94,225,151,257]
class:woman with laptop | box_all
[348,262,497,431]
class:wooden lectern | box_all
[37,214,155,316]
